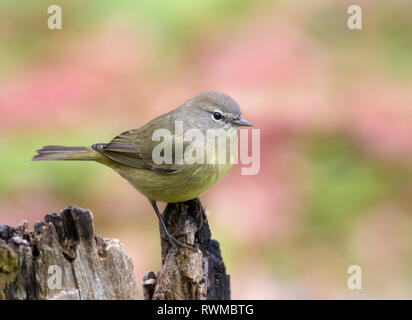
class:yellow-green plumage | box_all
[107,161,234,203]
[93,123,238,202]
[32,92,251,203]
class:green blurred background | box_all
[1,0,412,299]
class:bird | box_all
[32,92,253,250]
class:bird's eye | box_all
[212,111,222,121]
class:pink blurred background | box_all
[1,0,412,299]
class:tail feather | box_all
[32,145,98,161]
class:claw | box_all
[164,231,197,252]
[151,200,197,252]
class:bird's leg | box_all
[151,201,196,251]
[184,198,204,231]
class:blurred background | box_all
[1,0,412,299]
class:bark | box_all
[144,198,230,300]
[0,199,230,300]
[0,206,139,300]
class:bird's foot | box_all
[164,231,197,252]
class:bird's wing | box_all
[95,120,188,174]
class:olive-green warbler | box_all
[32,92,252,249]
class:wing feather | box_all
[93,113,188,174]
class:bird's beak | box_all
[232,117,253,127]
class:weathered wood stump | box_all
[144,199,230,300]
[0,206,139,299]
[0,199,230,300]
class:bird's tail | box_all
[32,146,99,161]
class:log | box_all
[0,206,139,300]
[0,199,230,300]
[143,198,230,300]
